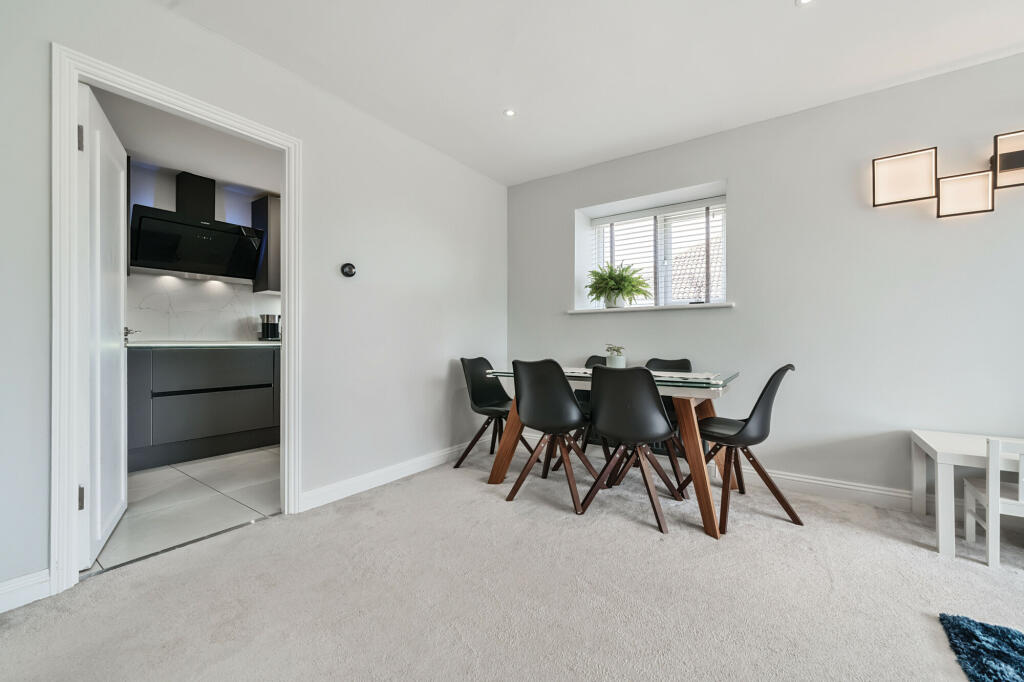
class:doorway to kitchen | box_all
[51,44,303,595]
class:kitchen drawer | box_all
[152,387,274,444]
[151,348,273,393]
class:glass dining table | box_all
[485,367,739,539]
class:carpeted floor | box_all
[3,444,1023,681]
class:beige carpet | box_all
[3,445,1023,681]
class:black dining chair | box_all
[679,364,802,533]
[645,358,692,373]
[580,366,688,533]
[645,357,692,421]
[506,359,600,514]
[454,357,534,469]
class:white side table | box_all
[910,430,1023,557]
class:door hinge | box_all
[77,125,84,151]
[78,485,85,510]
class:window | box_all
[589,197,726,308]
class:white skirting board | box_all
[298,442,469,512]
[765,468,911,510]
[0,570,50,614]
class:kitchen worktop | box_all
[126,340,281,349]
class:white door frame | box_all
[50,43,303,594]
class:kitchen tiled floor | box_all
[88,447,280,571]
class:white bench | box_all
[910,430,1024,557]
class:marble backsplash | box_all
[126,272,282,342]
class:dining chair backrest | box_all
[512,359,586,433]
[986,438,1024,504]
[590,365,675,445]
[645,358,692,372]
[460,357,510,410]
[585,355,606,368]
[737,364,795,445]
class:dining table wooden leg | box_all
[674,396,720,539]
[488,400,525,484]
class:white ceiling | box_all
[161,0,1024,185]
[93,89,283,193]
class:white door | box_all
[77,84,128,569]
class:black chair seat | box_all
[698,416,746,444]
[475,400,512,418]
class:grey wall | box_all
[0,0,506,583]
[508,53,1024,492]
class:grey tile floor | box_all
[84,447,280,572]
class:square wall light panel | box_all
[872,147,937,207]
[937,170,994,218]
[995,129,1024,189]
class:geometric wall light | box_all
[994,130,1024,189]
[874,130,1023,219]
[872,148,937,207]
[937,171,993,218]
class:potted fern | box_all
[586,262,652,308]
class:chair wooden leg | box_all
[742,447,803,526]
[582,445,625,512]
[518,435,535,455]
[497,418,504,442]
[733,449,746,494]
[677,443,724,494]
[579,423,592,453]
[566,435,599,480]
[665,437,687,493]
[541,437,556,479]
[637,446,669,533]
[719,448,734,534]
[556,437,583,514]
[506,435,548,501]
[454,417,493,468]
[612,448,639,487]
[642,445,683,501]
[489,418,499,454]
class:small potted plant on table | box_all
[605,344,626,368]
[586,262,652,309]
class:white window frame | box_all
[577,196,728,312]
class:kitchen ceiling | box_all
[160,0,1024,185]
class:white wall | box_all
[508,53,1024,492]
[0,0,507,584]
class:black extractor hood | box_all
[130,172,265,280]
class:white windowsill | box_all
[567,302,735,315]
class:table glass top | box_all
[487,367,738,388]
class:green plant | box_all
[586,262,652,304]
[605,344,624,356]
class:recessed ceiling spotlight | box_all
[503,109,516,118]
[795,0,814,5]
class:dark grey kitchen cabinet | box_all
[252,195,280,293]
[127,349,152,450]
[152,387,274,444]
[128,346,280,471]
[151,348,273,393]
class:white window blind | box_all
[590,197,726,308]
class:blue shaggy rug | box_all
[940,614,1024,681]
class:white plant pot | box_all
[604,295,623,309]
[606,355,626,368]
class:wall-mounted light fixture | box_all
[873,129,1022,219]
[994,130,1024,189]
[872,148,936,207]
[937,170,993,218]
